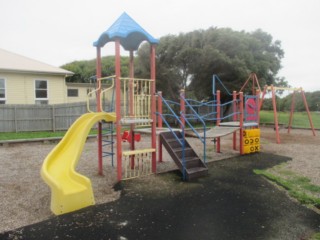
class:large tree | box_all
[136,27,286,101]
[61,56,129,83]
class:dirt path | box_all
[1,153,320,240]
[0,127,319,233]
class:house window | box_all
[67,89,79,97]
[0,78,6,104]
[35,80,48,104]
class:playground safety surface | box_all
[1,152,320,240]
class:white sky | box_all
[1,0,320,92]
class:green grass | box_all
[0,129,99,141]
[1,111,319,140]
[254,167,320,208]
[310,232,320,240]
[260,111,320,129]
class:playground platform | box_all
[2,152,320,240]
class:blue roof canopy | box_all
[93,12,159,51]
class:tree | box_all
[61,56,130,83]
[136,27,286,101]
[261,91,320,112]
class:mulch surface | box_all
[1,153,320,240]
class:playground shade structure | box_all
[41,112,116,215]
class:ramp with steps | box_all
[159,131,208,181]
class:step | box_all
[166,137,183,142]
[182,157,203,169]
[173,147,196,159]
[186,167,208,180]
[159,131,208,181]
[166,139,185,148]
[172,147,192,152]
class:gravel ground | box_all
[0,127,319,233]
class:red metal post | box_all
[157,91,163,128]
[288,91,296,134]
[129,50,134,121]
[216,90,221,153]
[115,39,122,181]
[259,85,268,110]
[239,92,244,155]
[239,74,251,93]
[253,73,261,93]
[256,89,260,127]
[157,91,163,163]
[158,139,163,163]
[96,47,104,175]
[271,85,280,144]
[150,44,157,172]
[301,90,316,136]
[129,50,135,168]
[252,78,255,95]
[180,89,185,130]
[232,91,237,150]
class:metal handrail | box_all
[181,95,207,163]
[157,94,187,180]
[86,75,115,113]
[212,74,233,96]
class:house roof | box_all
[93,12,159,51]
[0,48,73,76]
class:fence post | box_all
[52,105,56,132]
[14,105,18,133]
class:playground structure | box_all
[41,13,265,215]
[41,12,159,215]
[156,75,261,164]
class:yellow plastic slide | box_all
[41,112,116,215]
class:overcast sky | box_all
[1,0,320,92]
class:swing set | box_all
[241,73,316,144]
[260,85,316,143]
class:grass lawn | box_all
[0,129,99,141]
[1,111,318,141]
[254,165,320,240]
[260,111,320,129]
[254,165,320,208]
